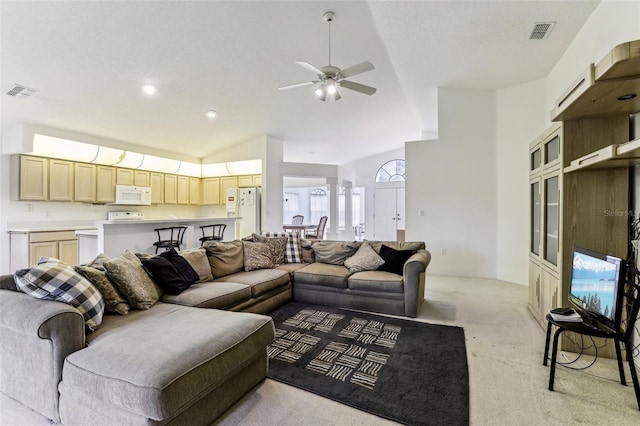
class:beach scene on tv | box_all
[571,252,618,319]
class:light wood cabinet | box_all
[238,174,262,187]
[116,168,134,185]
[18,155,48,200]
[189,177,201,205]
[528,124,562,329]
[96,166,116,203]
[49,159,74,202]
[74,163,97,202]
[528,40,637,358]
[220,176,238,201]
[177,175,189,205]
[164,174,177,204]
[202,177,220,205]
[134,170,150,187]
[9,230,79,269]
[150,172,164,204]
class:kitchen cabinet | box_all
[238,174,262,187]
[49,159,74,202]
[9,230,79,270]
[16,155,48,201]
[164,174,177,204]
[117,169,149,186]
[177,175,189,205]
[189,177,201,205]
[74,163,97,202]
[220,176,238,202]
[150,172,164,204]
[96,166,116,203]
[202,177,220,205]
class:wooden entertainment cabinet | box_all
[528,40,640,357]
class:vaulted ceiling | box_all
[1,1,599,165]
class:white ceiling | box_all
[1,1,599,165]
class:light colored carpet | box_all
[2,275,639,425]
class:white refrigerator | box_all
[226,187,260,239]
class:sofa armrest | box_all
[0,289,85,421]
[403,249,431,317]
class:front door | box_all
[374,188,405,241]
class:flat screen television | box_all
[568,246,625,331]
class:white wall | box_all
[493,0,640,285]
[406,87,497,278]
[495,78,548,285]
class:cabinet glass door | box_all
[544,175,559,265]
[531,180,540,255]
[531,147,541,171]
[544,135,560,165]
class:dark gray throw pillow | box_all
[141,249,200,295]
[377,244,416,275]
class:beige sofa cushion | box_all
[160,282,250,309]
[294,263,352,289]
[63,303,274,421]
[311,241,361,265]
[215,269,290,298]
[348,270,404,293]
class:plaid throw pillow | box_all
[14,257,106,332]
[262,231,302,263]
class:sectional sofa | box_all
[0,237,430,425]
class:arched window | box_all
[375,159,405,182]
[310,188,328,224]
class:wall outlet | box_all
[441,248,447,255]
[419,209,425,217]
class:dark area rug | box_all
[266,302,469,426]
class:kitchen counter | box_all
[95,216,240,258]
[7,225,98,233]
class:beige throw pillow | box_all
[103,251,161,310]
[344,241,386,273]
[179,248,214,282]
[311,241,361,265]
[204,240,244,278]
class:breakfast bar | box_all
[95,216,239,258]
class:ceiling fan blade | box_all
[278,81,318,90]
[337,61,375,79]
[339,80,377,96]
[295,61,326,76]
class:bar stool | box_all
[199,224,227,246]
[153,226,187,253]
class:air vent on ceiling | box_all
[530,22,556,40]
[5,84,38,99]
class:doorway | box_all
[374,187,405,241]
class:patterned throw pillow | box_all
[75,265,131,315]
[262,231,302,263]
[14,257,106,332]
[344,241,386,273]
[242,241,275,271]
[103,251,161,310]
[252,233,287,266]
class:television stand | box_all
[543,313,640,410]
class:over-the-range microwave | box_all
[113,185,152,205]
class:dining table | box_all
[282,224,317,234]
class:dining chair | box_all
[292,215,304,225]
[305,216,328,240]
[199,224,227,246]
[153,226,187,253]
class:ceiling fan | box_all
[278,11,376,102]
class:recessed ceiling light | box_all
[206,110,217,119]
[142,85,157,95]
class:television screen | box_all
[569,247,624,330]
